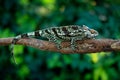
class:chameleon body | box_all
[12,25,98,49]
[11,25,98,63]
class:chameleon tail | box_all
[10,43,17,64]
[10,37,20,64]
[10,30,42,64]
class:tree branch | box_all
[0,37,120,54]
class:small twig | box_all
[0,37,120,54]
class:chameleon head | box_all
[82,25,98,38]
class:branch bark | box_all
[0,37,120,54]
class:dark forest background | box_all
[0,0,120,80]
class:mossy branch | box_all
[0,37,120,53]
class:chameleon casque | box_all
[11,25,98,63]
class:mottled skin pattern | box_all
[13,25,98,48]
[11,25,98,63]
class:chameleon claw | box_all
[56,43,62,49]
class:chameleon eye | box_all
[90,29,96,34]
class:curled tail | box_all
[10,36,20,64]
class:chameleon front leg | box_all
[54,40,62,49]
[70,37,83,50]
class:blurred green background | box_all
[0,0,120,80]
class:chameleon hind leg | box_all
[47,35,62,49]
[71,38,77,50]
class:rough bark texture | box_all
[0,37,120,54]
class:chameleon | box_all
[11,25,98,63]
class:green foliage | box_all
[0,0,120,80]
